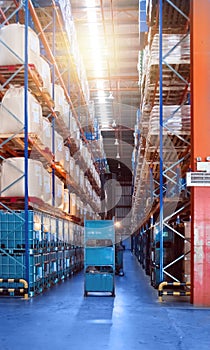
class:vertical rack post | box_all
[51,3,56,207]
[24,0,30,286]
[159,0,164,283]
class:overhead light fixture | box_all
[116,152,120,159]
[112,120,117,128]
[108,91,114,100]
[118,163,121,169]
[114,138,119,145]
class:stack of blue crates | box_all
[0,210,84,296]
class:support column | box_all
[191,0,210,306]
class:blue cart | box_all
[84,220,115,296]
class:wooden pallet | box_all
[0,133,53,165]
[0,64,55,110]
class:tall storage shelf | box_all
[132,0,191,289]
[0,0,103,297]
[84,220,115,297]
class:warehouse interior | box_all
[1,0,210,342]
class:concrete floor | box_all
[0,251,210,350]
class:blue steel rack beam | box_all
[24,0,30,287]
[158,0,164,284]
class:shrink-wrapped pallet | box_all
[80,169,84,188]
[43,168,52,204]
[149,105,190,133]
[70,193,77,216]
[150,34,190,65]
[63,188,70,214]
[76,197,81,218]
[50,83,65,115]
[54,176,64,209]
[62,101,70,129]
[0,158,43,199]
[54,131,64,166]
[63,146,70,173]
[0,23,40,66]
[70,116,79,140]
[0,86,42,135]
[69,156,75,178]
[41,118,52,151]
[37,55,52,95]
[79,199,83,218]
[74,164,80,185]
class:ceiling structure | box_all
[70,0,140,175]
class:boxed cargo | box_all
[41,118,52,151]
[69,156,75,178]
[70,193,77,216]
[0,86,43,135]
[55,175,64,209]
[74,164,80,185]
[50,83,65,115]
[0,158,43,199]
[80,169,84,188]
[62,101,71,129]
[63,146,70,173]
[43,168,52,204]
[0,23,40,66]
[37,55,52,95]
[63,188,70,213]
[55,131,64,166]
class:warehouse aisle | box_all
[0,251,210,350]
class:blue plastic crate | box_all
[0,210,43,250]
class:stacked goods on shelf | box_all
[63,146,70,174]
[141,33,190,109]
[37,55,52,96]
[70,193,77,217]
[0,82,100,215]
[149,105,191,133]
[150,34,190,64]
[41,118,52,152]
[63,189,70,214]
[0,158,64,209]
[0,86,42,135]
[54,131,65,166]
[59,10,90,103]
[0,23,40,66]
[54,176,64,209]
[43,168,52,204]
[0,210,84,296]
[51,84,67,117]
[0,158,43,199]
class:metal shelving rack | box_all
[0,0,104,296]
[132,0,191,290]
